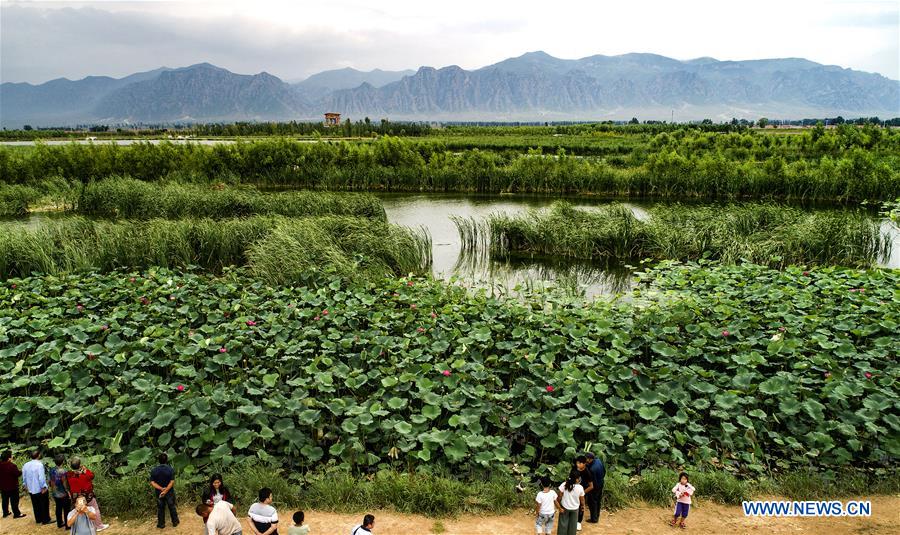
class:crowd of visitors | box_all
[2,447,629,535]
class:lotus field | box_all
[1,262,897,480]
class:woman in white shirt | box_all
[554,470,585,535]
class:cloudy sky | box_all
[1,0,898,84]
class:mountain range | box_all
[2,52,898,126]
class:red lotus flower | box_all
[410,304,417,309]
[76,304,83,311]
[417,327,426,333]
[87,353,95,361]
[219,347,227,353]
[407,281,414,286]
[865,372,873,379]
[632,368,639,376]
[314,315,320,321]
[322,309,329,315]
[722,330,730,337]
[176,385,185,392]
[140,297,149,305]
[10,284,16,289]
[430,312,437,319]
[546,385,555,392]
[802,271,810,276]
[129,277,136,283]
[246,320,257,326]
[442,370,451,376]
[101,325,109,331]
[778,326,786,332]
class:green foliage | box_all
[76,177,386,220]
[486,202,890,268]
[2,130,898,201]
[0,184,42,216]
[0,263,896,475]
[0,215,431,280]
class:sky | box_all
[1,0,898,84]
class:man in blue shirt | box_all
[149,452,179,529]
[22,450,51,525]
[584,452,606,523]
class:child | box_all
[288,511,309,535]
[671,472,695,529]
[554,470,584,535]
[534,476,557,535]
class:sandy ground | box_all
[1,496,897,535]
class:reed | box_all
[0,215,431,281]
[482,202,890,268]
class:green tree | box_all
[757,118,769,128]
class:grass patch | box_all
[0,215,431,281]
[485,201,890,268]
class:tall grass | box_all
[1,134,897,202]
[0,184,42,216]
[0,216,431,281]
[75,177,386,220]
[485,202,890,268]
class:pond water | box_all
[378,193,899,297]
[7,193,897,298]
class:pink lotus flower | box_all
[824,372,831,378]
[140,297,149,305]
[410,304,417,309]
[246,320,257,326]
[87,353,95,361]
[407,281,414,286]
[430,312,437,319]
[722,330,730,337]
[778,326,786,332]
[76,304,83,311]
[314,315,320,321]
[865,372,873,379]
[176,385,185,392]
[287,303,294,308]
[188,330,194,336]
[442,370,451,377]
[10,284,16,289]
[101,325,109,331]
[219,347,227,353]
[129,277,136,283]
[802,271,810,276]
[417,327,426,333]
[546,385,555,392]
[392,293,399,297]
[322,309,329,315]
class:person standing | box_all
[67,457,109,532]
[149,453,179,529]
[22,450,52,525]
[554,470,584,535]
[66,495,99,535]
[350,514,375,534]
[584,452,605,523]
[49,454,72,528]
[197,500,243,535]
[0,450,26,519]
[248,487,279,535]
[573,456,594,531]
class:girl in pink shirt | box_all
[671,472,694,529]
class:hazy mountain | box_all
[294,67,415,100]
[2,52,898,126]
[328,51,900,120]
[0,67,169,126]
[93,63,308,123]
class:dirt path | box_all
[1,496,897,535]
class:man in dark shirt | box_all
[574,455,594,530]
[149,453,179,529]
[585,452,606,523]
[0,450,26,519]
